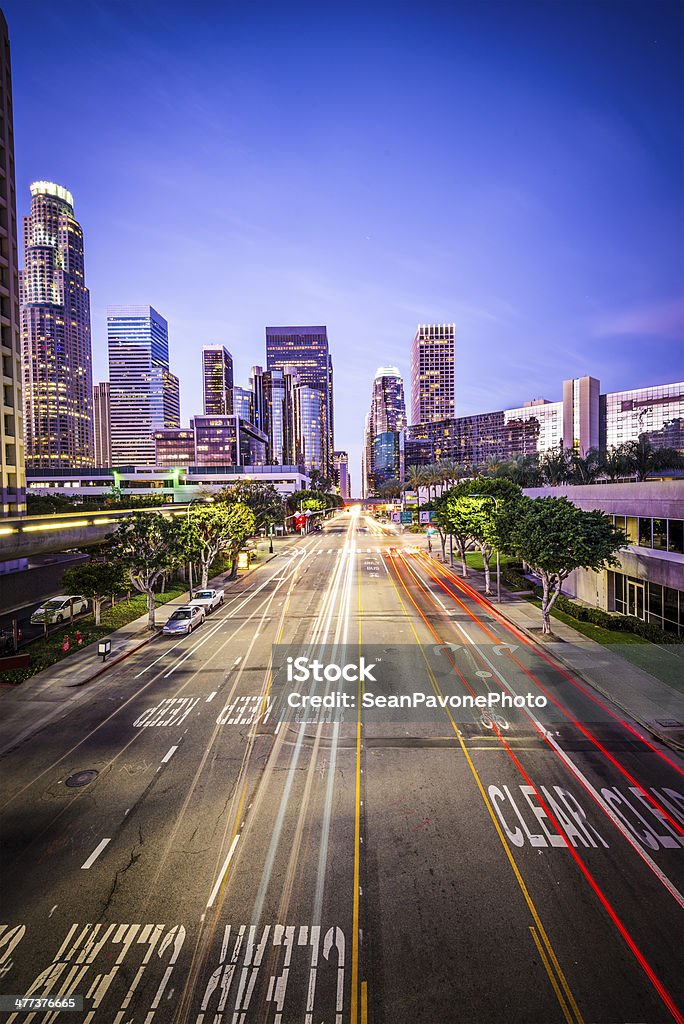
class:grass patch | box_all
[526,598,648,645]
[464,551,518,572]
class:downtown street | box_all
[0,509,683,1024]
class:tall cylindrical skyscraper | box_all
[20,181,94,468]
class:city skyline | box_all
[2,0,682,484]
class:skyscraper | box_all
[410,323,455,424]
[93,382,111,467]
[333,451,350,499]
[562,376,600,456]
[266,326,334,476]
[202,346,234,416]
[363,366,406,496]
[20,181,94,469]
[0,12,25,516]
[108,305,180,465]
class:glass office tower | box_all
[202,346,234,416]
[265,326,334,476]
[108,305,180,465]
[410,323,455,425]
[20,181,94,469]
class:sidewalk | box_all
[0,535,303,757]
[427,551,684,755]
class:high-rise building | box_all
[374,431,404,490]
[562,376,600,456]
[333,451,350,499]
[93,382,111,467]
[0,12,25,516]
[601,381,684,453]
[202,346,234,416]
[363,366,406,496]
[20,181,94,469]
[410,323,455,425]
[108,305,180,465]
[293,384,327,475]
[266,326,334,475]
[232,385,254,424]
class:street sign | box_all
[400,511,413,524]
[425,527,436,535]
[390,511,400,522]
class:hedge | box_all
[501,569,678,644]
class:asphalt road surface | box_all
[0,508,683,1023]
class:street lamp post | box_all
[470,494,501,603]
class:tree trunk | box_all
[481,547,491,594]
[94,597,103,626]
[541,574,551,634]
[439,530,446,560]
[456,538,468,576]
[147,590,156,628]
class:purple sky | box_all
[4,0,684,491]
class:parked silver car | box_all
[162,605,206,635]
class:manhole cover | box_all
[65,770,98,788]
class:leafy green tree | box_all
[109,513,185,627]
[599,446,630,481]
[182,502,256,587]
[215,480,284,531]
[501,496,625,634]
[62,561,129,625]
[435,479,522,588]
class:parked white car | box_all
[189,588,225,613]
[30,595,89,625]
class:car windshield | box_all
[195,591,212,598]
[44,600,66,610]
[170,610,191,620]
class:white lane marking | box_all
[206,834,240,908]
[206,691,217,703]
[49,905,57,917]
[233,657,242,667]
[81,838,111,869]
[161,745,178,764]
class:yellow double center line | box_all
[385,553,583,1024]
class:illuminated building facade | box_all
[410,323,455,424]
[154,416,267,468]
[108,305,180,465]
[20,181,94,470]
[363,366,406,495]
[373,431,404,490]
[0,11,25,517]
[93,382,111,467]
[334,451,350,499]
[562,376,600,456]
[202,346,233,416]
[232,385,254,424]
[266,326,334,476]
[601,382,684,453]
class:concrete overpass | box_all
[0,505,190,562]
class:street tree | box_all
[215,480,284,532]
[435,479,522,588]
[109,512,184,628]
[502,496,625,634]
[62,561,129,626]
[182,502,256,588]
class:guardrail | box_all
[0,505,190,562]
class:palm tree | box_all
[378,479,401,499]
[570,448,601,484]
[425,464,444,502]
[620,437,684,481]
[404,465,427,514]
[599,446,630,481]
[481,456,509,479]
[507,453,543,488]
[540,445,573,486]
